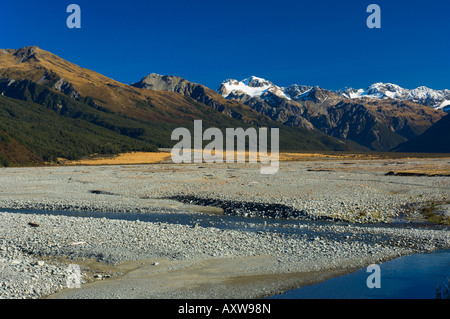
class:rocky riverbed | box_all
[0,158,449,299]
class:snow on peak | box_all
[220,76,291,100]
[339,82,450,108]
[219,76,449,110]
[242,76,272,88]
[284,84,313,100]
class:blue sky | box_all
[1,0,449,91]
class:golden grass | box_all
[58,150,395,166]
[59,152,172,166]
[277,152,383,161]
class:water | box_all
[3,207,449,299]
[270,249,450,299]
[0,207,350,238]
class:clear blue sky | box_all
[1,0,449,91]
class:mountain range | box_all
[0,46,448,166]
[218,76,446,151]
[219,76,450,111]
[0,46,350,166]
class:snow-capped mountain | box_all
[219,76,292,100]
[219,76,450,111]
[219,76,336,103]
[218,76,446,151]
[338,83,450,110]
[283,84,314,100]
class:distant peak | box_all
[338,82,450,108]
[241,76,272,88]
[12,46,43,63]
[140,73,185,82]
[146,72,163,77]
[23,45,40,50]
[219,76,292,100]
[131,73,193,91]
[15,46,41,54]
[245,75,268,82]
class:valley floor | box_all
[0,157,449,299]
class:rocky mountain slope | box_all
[219,76,446,151]
[394,112,450,153]
[0,47,353,165]
[0,46,447,167]
[220,76,450,110]
[0,46,247,124]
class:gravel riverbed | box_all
[0,158,449,299]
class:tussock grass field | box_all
[59,152,172,165]
[58,150,450,166]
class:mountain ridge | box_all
[394,112,450,153]
[0,46,448,167]
[0,46,356,166]
[218,75,446,151]
[219,76,450,110]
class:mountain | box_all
[0,47,353,166]
[394,113,450,153]
[131,73,353,151]
[219,76,340,106]
[219,76,293,101]
[220,76,450,111]
[0,79,161,161]
[218,77,316,129]
[338,82,450,111]
[307,99,443,151]
[219,76,446,151]
[1,46,447,167]
[0,46,234,124]
[130,73,271,123]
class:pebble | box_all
[0,161,448,299]
[1,210,449,299]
